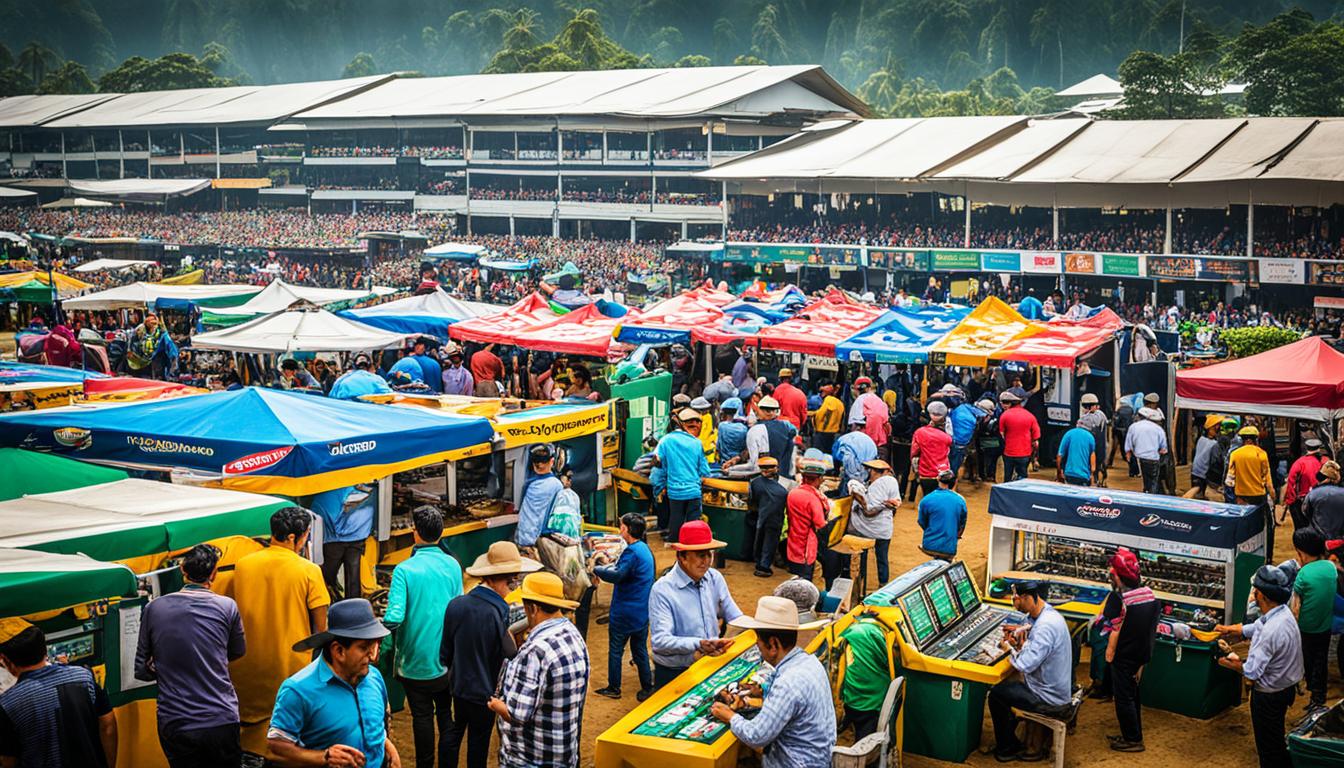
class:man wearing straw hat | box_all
[489,572,589,768]
[709,596,835,768]
[649,520,744,688]
[441,542,541,768]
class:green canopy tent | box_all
[0,548,137,617]
[0,279,58,303]
[0,448,129,501]
[0,479,288,561]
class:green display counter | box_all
[895,668,991,763]
[1290,702,1344,766]
[1139,635,1242,718]
[702,504,752,561]
[441,520,518,567]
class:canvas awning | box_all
[72,258,159,272]
[68,178,212,201]
[993,308,1123,367]
[0,549,137,618]
[0,448,128,501]
[423,242,488,260]
[1176,336,1344,421]
[511,301,635,358]
[62,281,261,310]
[339,289,505,338]
[200,280,376,324]
[932,297,1039,366]
[615,284,739,345]
[0,270,90,298]
[834,305,971,363]
[449,292,562,346]
[753,289,884,357]
[190,303,410,353]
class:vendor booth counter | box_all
[862,560,1024,763]
[985,479,1263,719]
[596,608,901,768]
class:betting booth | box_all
[985,479,1264,718]
[861,559,1025,763]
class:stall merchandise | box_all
[0,447,128,500]
[862,560,1024,762]
[834,305,970,363]
[0,386,495,495]
[1176,335,1344,421]
[986,479,1262,718]
[339,288,505,338]
[190,303,411,354]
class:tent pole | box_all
[1052,202,1059,249]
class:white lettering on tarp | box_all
[329,440,377,456]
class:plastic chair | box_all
[832,676,905,768]
[1012,687,1084,768]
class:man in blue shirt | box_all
[135,544,246,768]
[309,483,376,601]
[408,337,442,393]
[655,409,712,544]
[988,581,1075,762]
[384,507,463,768]
[330,352,393,401]
[716,397,749,465]
[949,400,986,476]
[592,513,656,701]
[268,599,400,768]
[649,520,743,687]
[917,470,968,560]
[1056,420,1097,486]
[833,418,879,486]
[516,445,564,549]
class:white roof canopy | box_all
[190,303,410,353]
[62,281,259,310]
[0,93,121,128]
[1056,74,1123,98]
[347,289,505,320]
[72,258,158,272]
[68,178,212,201]
[205,280,374,317]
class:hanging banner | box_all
[1257,258,1305,285]
[931,250,982,271]
[1020,251,1062,274]
[1100,254,1143,277]
[1308,262,1344,287]
[1146,257,1197,279]
[723,243,861,266]
[867,248,929,271]
[1064,253,1098,274]
[980,252,1021,272]
[1195,258,1252,282]
[493,403,611,449]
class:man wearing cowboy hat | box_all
[441,542,542,768]
[709,596,835,768]
[998,390,1039,483]
[267,598,400,768]
[489,572,589,768]
[440,343,474,396]
[649,520,744,688]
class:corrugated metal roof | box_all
[0,93,122,128]
[1259,119,1344,183]
[1010,119,1246,184]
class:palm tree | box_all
[17,41,58,89]
[502,9,542,52]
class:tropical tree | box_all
[39,61,95,94]
[98,52,231,92]
[342,52,377,79]
[17,42,59,89]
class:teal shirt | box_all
[270,657,389,768]
[1294,559,1337,634]
[384,545,463,680]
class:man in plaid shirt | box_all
[489,572,590,768]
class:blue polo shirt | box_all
[1057,427,1096,481]
[917,488,967,556]
[657,430,711,501]
[269,657,389,768]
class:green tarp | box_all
[0,448,129,501]
[0,548,137,616]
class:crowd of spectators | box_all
[305,145,464,159]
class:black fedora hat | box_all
[292,598,389,652]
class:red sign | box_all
[223,446,293,476]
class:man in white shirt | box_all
[1124,408,1169,495]
[848,459,901,586]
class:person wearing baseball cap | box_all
[812,381,845,454]
[1102,548,1159,752]
[716,397,750,467]
[744,395,798,479]
[1124,403,1169,495]
[1077,393,1110,486]
[648,520,744,687]
[440,342,474,396]
[772,368,808,432]
[910,400,953,502]
[749,456,789,577]
[708,596,835,766]
[442,542,541,768]
[1284,438,1327,530]
[689,397,719,463]
[1226,423,1276,554]
[489,572,589,768]
[654,408,713,544]
[267,598,396,768]
[999,388,1040,483]
[784,457,832,580]
[1214,565,1302,768]
[850,376,891,453]
[988,580,1073,762]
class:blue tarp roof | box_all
[339,290,505,339]
[0,387,494,495]
[834,305,970,363]
[0,361,108,384]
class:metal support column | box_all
[215,126,221,179]
[118,130,124,179]
[630,219,636,243]
[1052,204,1059,248]
[60,132,66,179]
[1164,206,1173,254]
[1246,189,1254,258]
[963,191,972,248]
[721,181,728,240]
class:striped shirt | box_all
[0,663,112,768]
[730,647,836,768]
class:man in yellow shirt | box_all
[691,396,717,463]
[812,382,845,454]
[1227,425,1277,555]
[222,506,330,729]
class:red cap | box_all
[1109,548,1140,583]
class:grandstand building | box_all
[0,66,867,240]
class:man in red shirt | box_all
[909,401,953,502]
[1285,438,1327,530]
[998,390,1040,482]
[469,343,504,397]
[771,368,809,432]
[785,458,831,581]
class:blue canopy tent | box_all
[422,243,488,261]
[0,361,108,384]
[0,387,494,496]
[834,305,971,363]
[479,257,538,272]
[338,289,505,339]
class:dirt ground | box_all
[391,463,1320,767]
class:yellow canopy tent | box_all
[931,296,1041,366]
[0,270,91,298]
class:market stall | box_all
[615,284,741,346]
[61,281,261,311]
[833,304,970,363]
[510,300,636,358]
[929,296,1039,366]
[986,479,1263,718]
[448,291,563,346]
[199,279,381,327]
[1176,335,1344,421]
[753,289,884,357]
[338,288,506,339]
[189,302,412,354]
